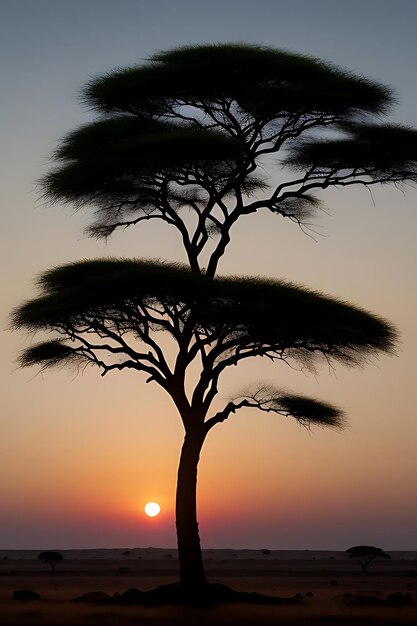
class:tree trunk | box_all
[175,430,207,590]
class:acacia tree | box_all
[346,545,390,572]
[13,45,417,597]
[38,550,63,573]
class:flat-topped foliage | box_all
[13,259,395,372]
[84,43,393,117]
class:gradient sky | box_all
[1,0,417,550]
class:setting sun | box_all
[144,502,161,517]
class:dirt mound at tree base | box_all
[103,582,303,607]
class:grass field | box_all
[1,550,416,625]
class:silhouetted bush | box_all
[13,589,41,601]
[386,592,412,607]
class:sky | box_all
[1,0,417,551]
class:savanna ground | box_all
[1,550,417,625]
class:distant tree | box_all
[346,545,390,572]
[14,44,417,601]
[38,551,63,572]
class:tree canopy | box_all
[13,258,395,430]
[41,44,417,276]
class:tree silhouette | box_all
[37,550,63,572]
[13,44,417,600]
[346,545,390,572]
